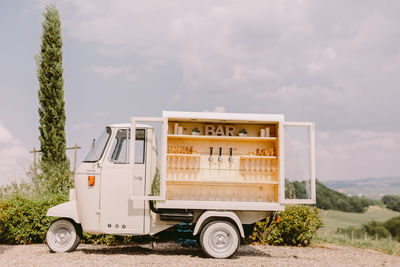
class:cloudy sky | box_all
[0,0,399,185]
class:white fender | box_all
[46,201,80,224]
[193,211,245,238]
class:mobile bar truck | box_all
[46,111,316,258]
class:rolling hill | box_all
[323,176,400,199]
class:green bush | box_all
[384,216,400,241]
[382,195,400,205]
[31,161,72,196]
[0,194,67,244]
[382,195,400,212]
[0,160,73,245]
[249,205,323,246]
[362,220,391,238]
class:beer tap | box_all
[218,147,223,162]
[208,147,213,162]
[228,147,233,164]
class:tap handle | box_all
[219,147,222,156]
[230,148,233,157]
[209,147,213,156]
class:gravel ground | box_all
[1,242,399,267]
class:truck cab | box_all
[46,111,316,258]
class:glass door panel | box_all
[282,122,315,204]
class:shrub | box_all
[0,194,67,244]
[382,195,400,205]
[386,200,400,212]
[31,161,72,196]
[384,216,400,241]
[362,221,391,238]
[249,205,323,246]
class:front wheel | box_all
[200,221,240,258]
[46,219,81,253]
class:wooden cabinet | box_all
[166,120,280,203]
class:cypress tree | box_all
[35,5,71,194]
[37,5,67,164]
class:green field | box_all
[320,205,400,233]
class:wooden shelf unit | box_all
[166,120,280,203]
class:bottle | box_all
[174,123,179,135]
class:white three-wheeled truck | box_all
[46,111,316,258]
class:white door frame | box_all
[279,122,316,204]
[129,117,168,201]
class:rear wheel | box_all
[200,220,240,258]
[46,219,81,253]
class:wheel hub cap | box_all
[55,227,71,245]
[210,230,232,252]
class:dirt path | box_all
[1,242,399,266]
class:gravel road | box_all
[1,242,399,267]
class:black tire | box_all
[200,220,240,259]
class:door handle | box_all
[133,176,143,180]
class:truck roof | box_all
[163,111,285,122]
[108,123,151,128]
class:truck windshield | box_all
[83,127,111,162]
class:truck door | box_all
[99,128,146,234]
[280,122,316,204]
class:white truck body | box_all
[47,111,316,258]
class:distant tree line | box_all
[316,181,374,212]
[286,180,374,213]
[381,195,400,212]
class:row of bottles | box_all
[168,188,276,202]
[168,145,194,154]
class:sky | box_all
[0,0,399,185]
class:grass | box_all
[319,205,400,233]
[317,232,400,257]
[316,205,400,256]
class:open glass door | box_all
[129,117,168,201]
[281,122,316,204]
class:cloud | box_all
[0,145,28,165]
[0,123,13,143]
[55,0,400,180]
[59,1,400,125]
[316,130,400,180]
[89,65,137,81]
[0,144,30,185]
